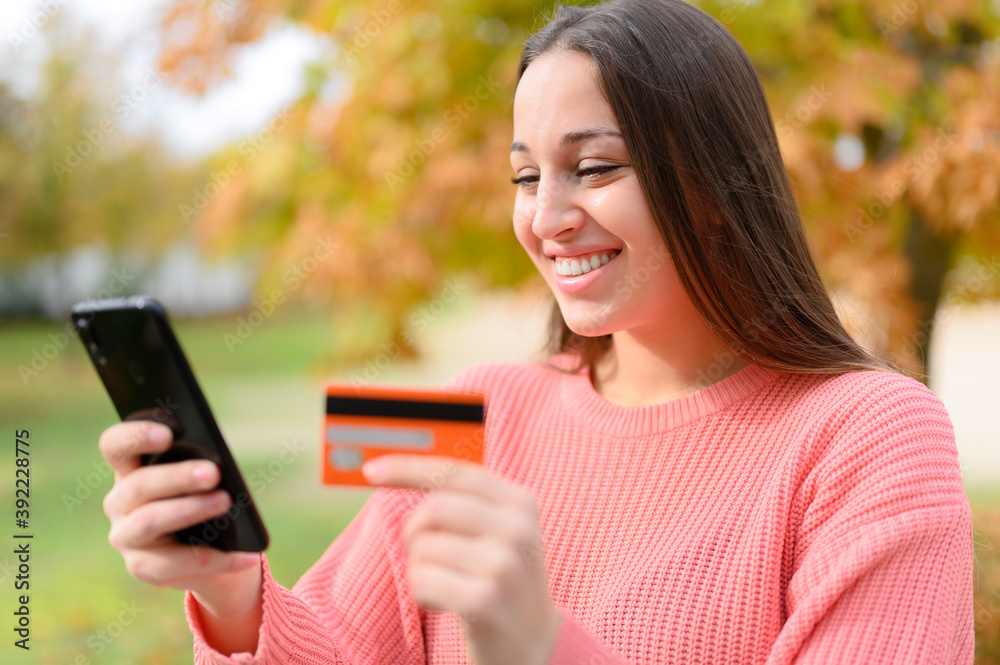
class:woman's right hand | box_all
[99,420,264,655]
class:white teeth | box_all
[554,250,619,276]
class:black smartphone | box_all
[71,295,269,552]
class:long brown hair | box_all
[519,0,889,374]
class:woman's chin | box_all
[562,313,620,339]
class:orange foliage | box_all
[157,0,1000,376]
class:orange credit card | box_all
[321,384,485,487]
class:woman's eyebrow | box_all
[510,127,623,153]
[559,127,623,146]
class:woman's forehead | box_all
[512,52,619,144]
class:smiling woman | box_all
[510,50,727,405]
[515,4,895,390]
[92,1,973,664]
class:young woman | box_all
[98,1,973,663]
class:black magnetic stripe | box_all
[325,396,483,423]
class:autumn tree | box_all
[704,0,1000,376]
[0,19,199,314]
[157,0,1000,374]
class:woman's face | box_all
[510,50,692,341]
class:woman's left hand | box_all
[363,454,562,665]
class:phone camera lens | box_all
[75,317,89,330]
[89,342,108,367]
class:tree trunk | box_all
[902,210,956,382]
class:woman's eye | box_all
[577,165,620,179]
[510,165,620,188]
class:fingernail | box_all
[148,425,172,447]
[361,458,384,483]
[192,462,217,488]
[211,491,231,509]
[234,552,259,568]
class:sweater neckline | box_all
[557,357,781,438]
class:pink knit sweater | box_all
[185,359,974,664]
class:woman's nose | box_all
[531,177,584,239]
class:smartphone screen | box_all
[71,296,268,552]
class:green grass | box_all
[2,310,999,663]
[969,481,1000,665]
[0,309,370,664]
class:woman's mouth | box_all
[553,250,620,277]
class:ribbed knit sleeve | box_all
[185,487,427,665]
[768,372,973,664]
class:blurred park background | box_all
[0,0,998,662]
